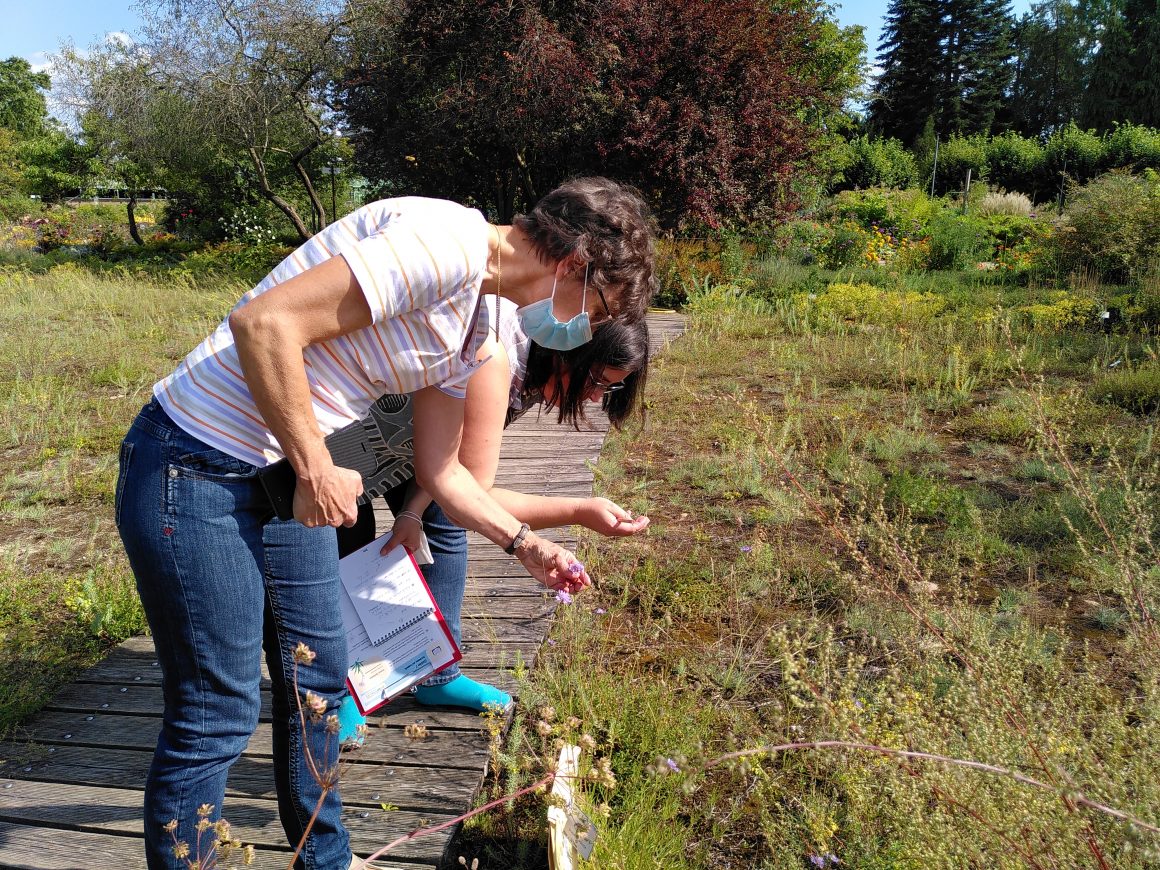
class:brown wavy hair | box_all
[514,177,658,323]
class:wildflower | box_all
[595,607,606,614]
[579,733,597,752]
[163,819,179,834]
[304,691,327,718]
[540,706,556,721]
[536,720,553,736]
[547,639,557,646]
[173,841,190,860]
[740,545,752,553]
[567,561,585,577]
[214,819,232,839]
[565,715,581,729]
[196,803,214,818]
[293,642,316,665]
[325,714,340,735]
[555,589,573,604]
[810,856,825,869]
[665,757,681,773]
[827,855,841,865]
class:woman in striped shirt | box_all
[114,178,656,869]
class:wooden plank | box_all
[0,780,453,862]
[0,821,441,870]
[0,744,478,813]
[43,683,488,731]
[8,712,492,771]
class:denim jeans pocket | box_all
[172,448,258,482]
[114,440,134,528]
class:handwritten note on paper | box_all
[339,536,432,645]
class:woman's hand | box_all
[293,463,363,528]
[515,533,591,595]
[380,511,425,556]
[575,497,650,537]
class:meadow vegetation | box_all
[463,181,1160,867]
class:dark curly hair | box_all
[514,177,658,324]
[510,319,650,431]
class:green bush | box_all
[1100,122,1160,174]
[834,135,919,192]
[933,134,989,196]
[1048,170,1160,282]
[1089,363,1160,415]
[985,132,1046,198]
[924,212,992,269]
[1042,123,1105,190]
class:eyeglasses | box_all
[594,285,612,324]
[587,371,626,394]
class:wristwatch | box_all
[504,522,531,554]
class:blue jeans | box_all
[336,489,468,685]
[115,401,351,869]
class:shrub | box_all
[985,132,1046,198]
[833,136,919,192]
[924,212,992,270]
[933,134,989,196]
[1019,290,1099,330]
[1042,123,1105,191]
[1099,122,1160,174]
[805,281,948,326]
[1089,363,1160,415]
[1047,170,1160,283]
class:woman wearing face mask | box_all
[332,316,652,731]
[114,177,656,870]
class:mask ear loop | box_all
[582,263,589,314]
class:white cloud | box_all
[27,51,54,74]
[105,31,134,48]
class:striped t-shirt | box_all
[154,197,492,467]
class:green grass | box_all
[477,268,1159,868]
[0,263,240,737]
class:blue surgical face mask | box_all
[516,266,593,351]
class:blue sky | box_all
[3,0,1032,77]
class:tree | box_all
[136,0,351,240]
[54,42,180,244]
[0,57,51,137]
[868,0,1015,144]
[1003,1,1092,137]
[341,0,853,229]
[1080,0,1160,130]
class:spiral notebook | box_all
[339,533,460,715]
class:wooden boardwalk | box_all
[0,313,685,870]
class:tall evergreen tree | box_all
[1004,0,1094,136]
[869,0,1014,144]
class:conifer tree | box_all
[869,0,1014,144]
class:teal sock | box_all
[413,675,512,712]
[336,694,366,746]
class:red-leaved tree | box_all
[341,0,843,228]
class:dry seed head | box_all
[196,803,214,818]
[536,719,553,736]
[326,714,340,735]
[304,691,327,718]
[173,842,190,860]
[293,642,317,665]
[163,819,179,834]
[404,723,429,739]
[242,845,256,865]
